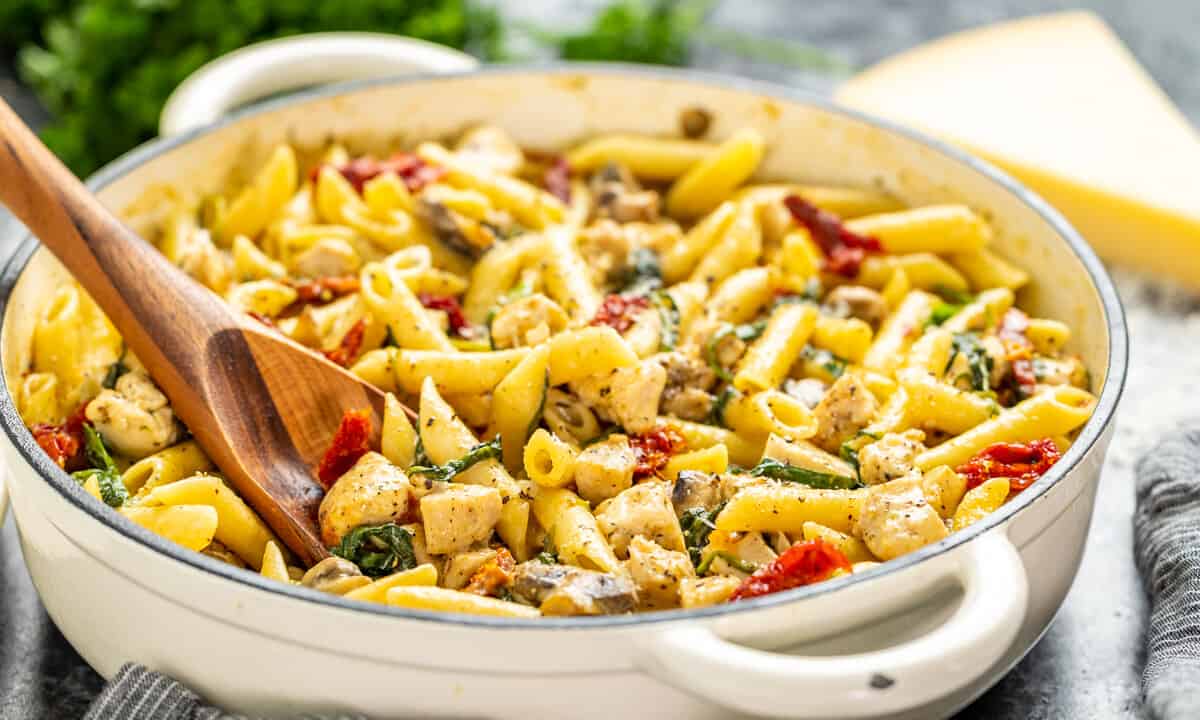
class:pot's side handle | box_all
[159,32,479,137]
[639,529,1027,719]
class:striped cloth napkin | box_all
[1134,425,1200,720]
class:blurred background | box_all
[0,2,1197,719]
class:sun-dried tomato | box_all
[288,276,361,307]
[956,438,1061,493]
[324,319,367,368]
[630,426,687,479]
[730,539,852,601]
[314,152,447,194]
[998,308,1038,399]
[591,294,651,334]
[464,547,517,598]
[783,195,882,277]
[31,401,89,470]
[417,293,472,338]
[544,156,572,204]
[317,409,373,488]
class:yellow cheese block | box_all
[836,11,1200,288]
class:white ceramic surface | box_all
[0,67,1127,719]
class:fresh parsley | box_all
[330,523,418,578]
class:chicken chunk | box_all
[489,293,569,349]
[671,470,723,515]
[589,162,660,224]
[595,481,687,558]
[822,285,889,327]
[573,435,637,504]
[857,430,927,486]
[455,125,524,175]
[318,452,415,546]
[578,219,633,284]
[419,483,503,555]
[291,238,361,278]
[512,562,637,616]
[811,374,879,453]
[85,371,180,458]
[657,351,717,422]
[856,476,949,561]
[174,227,233,293]
[625,536,695,610]
[572,359,667,434]
[1033,355,1089,389]
[442,547,499,590]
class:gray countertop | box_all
[2,1,1198,717]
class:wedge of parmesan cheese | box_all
[836,11,1200,288]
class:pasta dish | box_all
[14,122,1096,618]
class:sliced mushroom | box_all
[511,562,637,616]
[589,162,660,224]
[671,470,723,515]
[301,556,369,594]
[418,198,496,258]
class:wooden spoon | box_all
[0,99,410,566]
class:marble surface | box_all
[1,1,1198,717]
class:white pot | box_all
[0,65,1126,720]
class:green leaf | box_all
[708,385,738,428]
[651,290,680,351]
[945,332,994,393]
[409,437,502,483]
[747,457,860,490]
[620,247,664,296]
[71,424,128,508]
[696,550,757,577]
[329,523,417,578]
[801,345,847,379]
[101,346,129,389]
[679,501,725,568]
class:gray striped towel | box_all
[84,664,367,719]
[1134,426,1200,720]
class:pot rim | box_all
[0,63,1128,630]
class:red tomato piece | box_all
[31,401,89,470]
[317,409,373,489]
[783,195,882,277]
[544,156,572,204]
[730,539,852,601]
[417,293,472,338]
[323,319,367,368]
[288,276,362,308]
[590,294,651,334]
[956,438,1062,493]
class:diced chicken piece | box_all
[573,435,638,504]
[680,575,741,609]
[455,125,524,175]
[442,547,499,590]
[174,228,233,293]
[811,374,879,453]
[856,477,949,561]
[822,285,889,327]
[318,452,414,546]
[578,219,633,283]
[671,470,723,515]
[490,293,569,349]
[657,351,717,422]
[709,531,777,576]
[783,377,828,409]
[572,359,667,434]
[1033,355,1089,389]
[85,372,180,458]
[419,483,503,555]
[291,238,361,278]
[589,162,660,224]
[512,562,637,616]
[595,481,688,558]
[625,536,694,610]
[857,430,926,486]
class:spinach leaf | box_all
[705,321,767,382]
[651,290,680,351]
[330,523,417,578]
[71,424,128,508]
[680,502,725,568]
[409,437,502,483]
[748,457,860,490]
[696,550,758,577]
[101,346,129,390]
[709,386,738,428]
[620,247,664,296]
[945,333,994,393]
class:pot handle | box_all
[159,32,479,137]
[638,528,1027,719]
